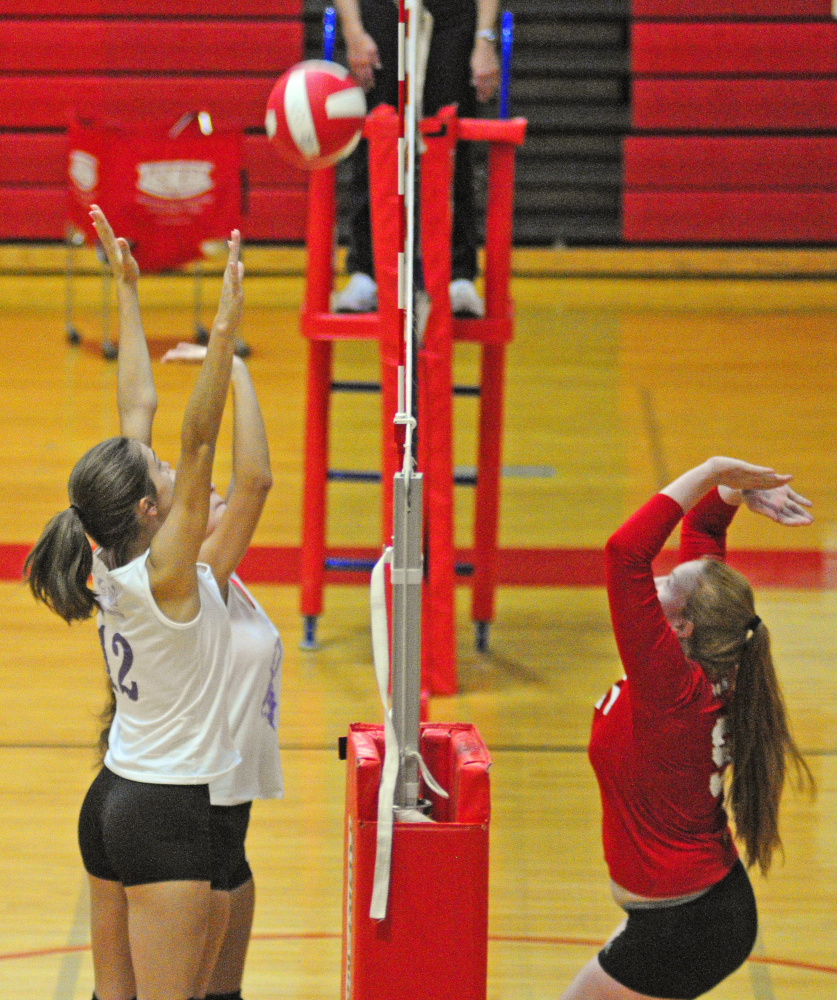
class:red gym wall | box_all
[624,0,837,244]
[0,1,308,242]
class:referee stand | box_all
[298,103,526,694]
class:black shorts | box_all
[209,801,253,892]
[598,861,758,999]
[78,765,213,888]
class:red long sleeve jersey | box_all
[588,490,739,897]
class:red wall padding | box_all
[0,20,303,73]
[627,7,837,245]
[632,0,832,16]
[0,134,305,189]
[0,186,308,242]
[239,189,309,241]
[632,79,837,131]
[632,23,837,75]
[0,189,67,240]
[624,137,837,191]
[245,136,307,188]
[0,135,67,185]
[0,7,307,243]
[0,1,301,13]
[0,77,285,131]
[624,193,837,243]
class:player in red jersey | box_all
[561,457,815,1000]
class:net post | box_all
[391,471,423,808]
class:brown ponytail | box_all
[24,507,96,621]
[727,620,814,873]
[683,559,815,874]
[24,437,156,623]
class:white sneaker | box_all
[449,278,484,318]
[332,272,378,313]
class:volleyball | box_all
[265,60,367,170]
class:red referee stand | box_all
[341,722,491,1000]
[298,105,526,694]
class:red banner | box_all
[67,116,242,272]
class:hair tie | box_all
[747,615,761,633]
[69,503,83,519]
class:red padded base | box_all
[342,723,490,1000]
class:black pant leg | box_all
[345,0,400,277]
[346,2,480,282]
[423,8,479,281]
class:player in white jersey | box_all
[91,206,283,1000]
[161,344,284,1000]
[24,220,245,1000]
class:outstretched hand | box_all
[89,204,139,286]
[711,457,793,493]
[213,230,244,335]
[743,484,813,526]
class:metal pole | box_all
[391,471,423,808]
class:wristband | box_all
[475,28,496,42]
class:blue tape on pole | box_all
[500,10,513,119]
[323,6,336,61]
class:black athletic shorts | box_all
[598,860,758,999]
[78,765,213,888]
[209,801,253,892]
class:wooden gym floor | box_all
[0,248,835,997]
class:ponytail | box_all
[23,507,97,622]
[683,559,815,874]
[727,621,814,874]
[23,437,155,624]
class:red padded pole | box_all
[303,167,336,314]
[299,166,337,619]
[471,142,516,625]
[365,107,403,546]
[299,339,333,618]
[418,106,458,695]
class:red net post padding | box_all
[342,723,490,1000]
[67,115,243,272]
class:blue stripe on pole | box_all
[325,557,377,572]
[323,6,336,61]
[500,10,513,119]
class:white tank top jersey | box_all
[209,573,284,806]
[93,549,241,785]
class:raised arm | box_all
[89,205,156,445]
[607,457,798,704]
[147,232,243,621]
[161,344,273,591]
